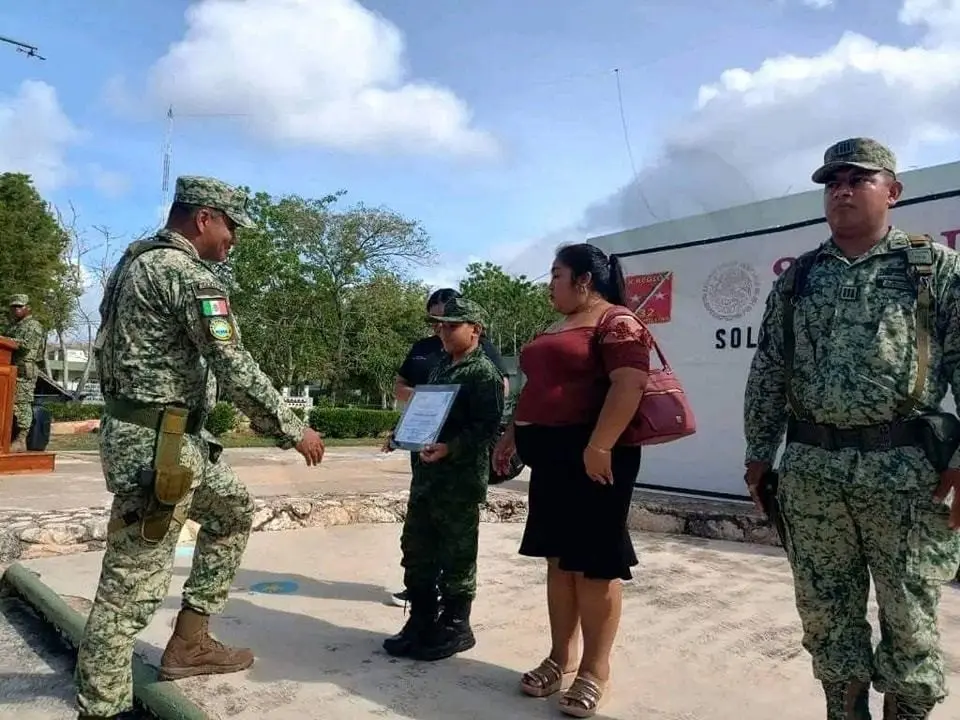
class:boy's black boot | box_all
[413,595,476,662]
[382,587,438,658]
[822,680,871,719]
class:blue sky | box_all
[1,0,959,310]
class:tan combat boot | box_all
[158,607,254,681]
[9,435,26,453]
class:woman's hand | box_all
[420,443,449,463]
[492,426,517,474]
[583,443,614,485]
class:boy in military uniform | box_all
[382,297,505,661]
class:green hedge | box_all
[43,402,103,422]
[204,402,237,436]
[308,407,399,438]
[45,401,397,440]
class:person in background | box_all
[4,294,45,452]
[493,243,652,718]
[388,287,509,607]
[382,297,505,661]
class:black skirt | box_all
[515,423,642,581]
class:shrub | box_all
[307,407,400,439]
[43,401,103,422]
[205,402,237,436]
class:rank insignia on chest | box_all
[906,247,934,266]
[839,286,859,301]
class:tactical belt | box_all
[786,418,921,452]
[103,397,206,435]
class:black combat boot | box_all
[382,587,439,658]
[882,694,937,719]
[822,679,872,720]
[413,595,476,662]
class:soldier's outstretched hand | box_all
[933,469,960,530]
[296,427,325,466]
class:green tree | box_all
[347,272,429,407]
[0,173,73,331]
[217,190,435,398]
[459,261,557,356]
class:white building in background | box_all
[589,160,960,500]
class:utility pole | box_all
[0,35,45,60]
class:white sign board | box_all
[608,192,960,498]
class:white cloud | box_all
[516,0,960,255]
[87,163,131,198]
[144,0,497,159]
[0,80,82,192]
[802,0,834,8]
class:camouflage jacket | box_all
[94,229,305,447]
[743,227,960,467]
[411,345,505,504]
[4,315,44,380]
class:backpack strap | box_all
[897,233,935,416]
[779,250,818,420]
[94,238,194,396]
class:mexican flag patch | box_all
[200,298,229,317]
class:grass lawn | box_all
[47,432,383,453]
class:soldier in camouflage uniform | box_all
[4,294,45,451]
[382,297,505,662]
[74,176,326,720]
[744,138,960,719]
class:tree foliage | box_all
[216,190,435,403]
[0,173,73,330]
[459,261,557,356]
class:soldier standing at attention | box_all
[74,176,325,720]
[744,138,960,719]
[382,297,505,661]
[4,294,44,452]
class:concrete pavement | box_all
[17,523,960,720]
[0,447,529,512]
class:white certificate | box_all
[392,384,461,451]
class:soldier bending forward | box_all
[75,176,325,720]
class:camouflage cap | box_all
[428,297,488,328]
[173,175,255,229]
[811,137,897,184]
[9,294,28,307]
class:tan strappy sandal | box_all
[520,657,577,698]
[558,674,607,718]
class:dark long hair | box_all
[426,287,461,310]
[555,243,627,306]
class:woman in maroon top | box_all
[493,242,652,718]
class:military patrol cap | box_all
[9,294,28,307]
[173,175,255,229]
[811,137,897,184]
[428,297,488,328]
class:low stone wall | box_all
[0,488,777,564]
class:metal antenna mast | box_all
[0,35,45,60]
[160,106,174,225]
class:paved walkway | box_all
[19,524,960,719]
[0,447,528,511]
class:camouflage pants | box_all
[12,377,35,438]
[778,444,960,705]
[401,492,480,599]
[75,453,254,717]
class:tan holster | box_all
[139,406,195,543]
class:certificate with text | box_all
[391,384,461,452]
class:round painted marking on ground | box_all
[249,580,299,595]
